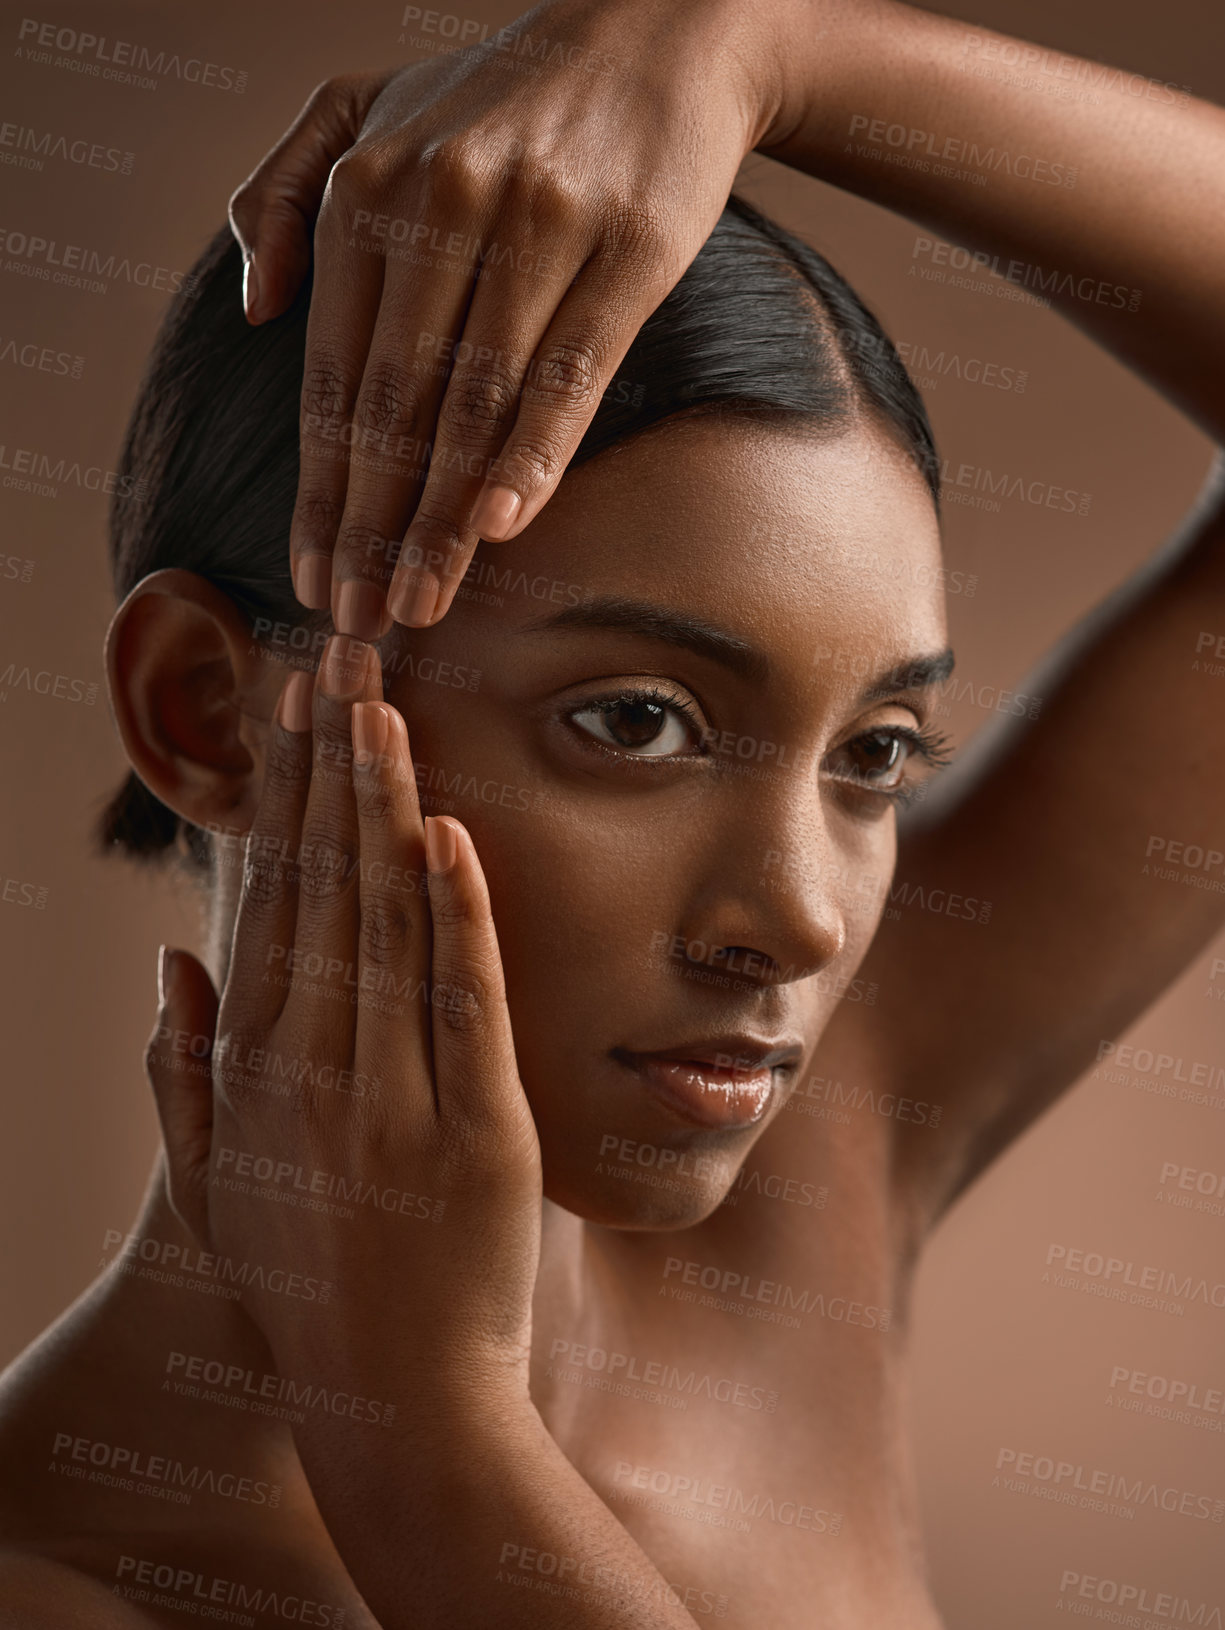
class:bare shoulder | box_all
[0,1548,160,1629]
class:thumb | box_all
[228,69,394,323]
[145,945,219,1243]
[424,817,536,1162]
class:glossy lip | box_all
[610,1034,803,1132]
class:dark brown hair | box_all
[100,193,938,869]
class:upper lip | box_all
[612,1035,804,1072]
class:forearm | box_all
[289,1401,701,1630]
[760,0,1225,440]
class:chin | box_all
[541,1159,736,1232]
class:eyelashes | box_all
[562,683,954,802]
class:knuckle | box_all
[523,167,585,228]
[430,964,488,1036]
[359,897,413,967]
[524,340,601,411]
[241,843,292,912]
[405,506,467,560]
[227,181,258,239]
[605,194,668,260]
[440,367,519,442]
[354,769,400,825]
[292,487,345,546]
[353,358,427,446]
[301,354,357,433]
[263,729,312,791]
[421,137,489,207]
[326,147,381,204]
[498,436,565,487]
[297,835,355,903]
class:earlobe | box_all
[105,568,279,841]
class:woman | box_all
[2,0,1223,1625]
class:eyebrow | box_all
[522,596,770,683]
[522,594,955,701]
[859,647,956,704]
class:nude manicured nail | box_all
[294,553,331,611]
[351,702,390,768]
[424,816,458,874]
[319,633,370,700]
[277,670,314,732]
[336,578,391,642]
[470,484,522,540]
[390,570,439,628]
[242,255,262,323]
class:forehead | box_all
[479,415,946,664]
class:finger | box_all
[229,71,393,325]
[288,184,386,613]
[218,668,314,1047]
[423,817,522,1133]
[328,246,482,642]
[280,634,382,1056]
[386,246,585,629]
[349,702,432,1093]
[145,945,219,1243]
[465,242,671,549]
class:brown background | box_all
[1,0,1223,1623]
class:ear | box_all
[105,568,285,843]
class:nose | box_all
[671,803,849,988]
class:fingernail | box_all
[277,670,314,732]
[335,578,391,642]
[470,484,522,541]
[243,254,263,323]
[389,570,439,628]
[157,943,169,1006]
[424,815,458,874]
[352,702,390,767]
[320,633,371,699]
[294,553,331,611]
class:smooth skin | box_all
[3,0,1225,1624]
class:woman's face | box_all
[383,414,949,1228]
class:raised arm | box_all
[762,0,1225,442]
[766,2,1225,1225]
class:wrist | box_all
[756,0,896,157]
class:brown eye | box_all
[570,695,697,757]
[835,730,909,790]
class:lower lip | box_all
[617,1055,776,1131]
